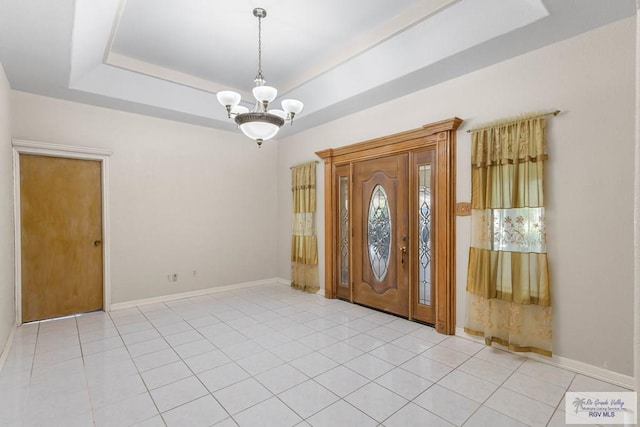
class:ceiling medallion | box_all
[216,8,303,147]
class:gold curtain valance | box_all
[471,116,547,168]
[470,116,547,210]
[292,162,316,213]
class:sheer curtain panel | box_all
[465,115,552,356]
[291,162,319,292]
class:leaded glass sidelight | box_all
[418,165,432,306]
[367,185,392,281]
[339,176,349,287]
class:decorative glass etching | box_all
[418,165,432,306]
[339,176,349,287]
[367,185,392,281]
[470,207,546,253]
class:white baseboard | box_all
[110,278,281,311]
[455,327,635,390]
[276,277,290,286]
[0,323,17,374]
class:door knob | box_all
[94,240,102,247]
[400,246,407,264]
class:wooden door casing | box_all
[20,154,104,322]
[317,117,462,334]
[352,154,409,317]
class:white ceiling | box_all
[0,0,635,139]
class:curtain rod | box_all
[466,110,561,133]
[290,160,319,169]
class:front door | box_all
[352,154,409,317]
[20,154,104,322]
[317,117,461,333]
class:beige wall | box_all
[11,93,280,303]
[277,17,636,376]
[0,62,15,351]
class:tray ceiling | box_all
[0,0,635,139]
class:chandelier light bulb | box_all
[216,91,241,118]
[268,109,287,119]
[252,86,278,103]
[282,99,304,124]
[231,105,249,115]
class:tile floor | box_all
[0,283,630,426]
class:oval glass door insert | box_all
[367,184,392,281]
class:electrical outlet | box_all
[192,270,197,277]
[172,273,178,282]
[167,274,172,282]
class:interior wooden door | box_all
[352,154,409,317]
[20,154,104,322]
[411,149,437,324]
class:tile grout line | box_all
[135,302,235,426]
[75,314,99,427]
[111,305,169,426]
[7,285,627,427]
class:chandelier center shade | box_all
[216,7,304,147]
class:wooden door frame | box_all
[316,117,462,334]
[12,139,113,324]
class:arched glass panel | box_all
[367,185,392,281]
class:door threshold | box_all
[345,301,437,330]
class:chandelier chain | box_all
[257,14,262,78]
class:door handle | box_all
[400,246,407,265]
[94,240,102,247]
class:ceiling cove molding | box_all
[102,0,253,100]
[69,0,121,85]
[103,0,127,65]
[69,0,231,122]
[282,0,550,117]
[105,52,253,101]
[279,0,461,94]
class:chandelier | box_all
[216,8,303,147]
